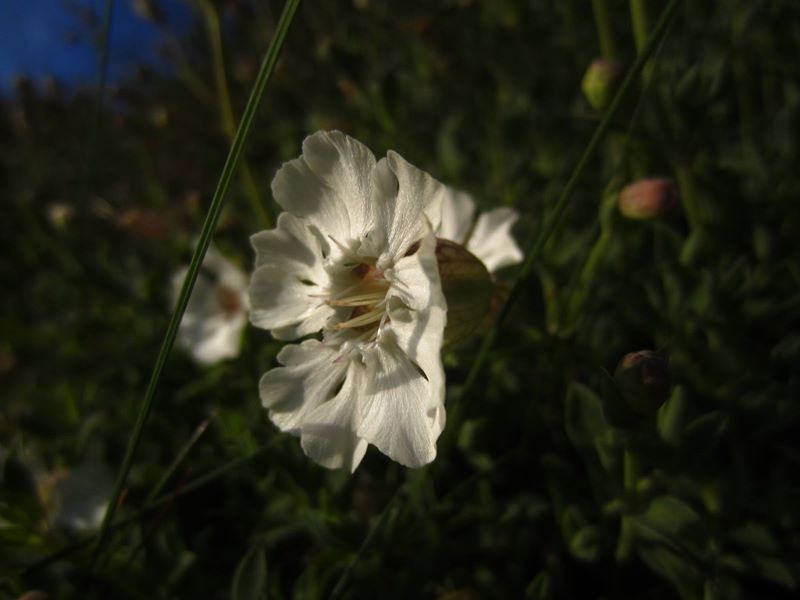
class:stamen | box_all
[328,291,387,307]
[330,308,384,330]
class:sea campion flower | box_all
[438,188,523,274]
[173,245,249,365]
[249,131,448,471]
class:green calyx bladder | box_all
[435,238,493,348]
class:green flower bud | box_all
[581,58,624,111]
[614,351,669,416]
[619,178,679,220]
[436,239,492,347]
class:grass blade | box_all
[92,0,302,566]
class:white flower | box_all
[249,131,448,471]
[52,461,113,532]
[438,188,523,273]
[173,245,249,365]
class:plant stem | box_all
[200,0,272,230]
[592,0,618,60]
[91,0,301,571]
[675,162,702,232]
[629,0,654,80]
[616,438,640,561]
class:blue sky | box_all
[0,0,189,93]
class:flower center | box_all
[217,285,242,317]
[327,263,391,333]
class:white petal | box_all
[383,232,447,436]
[248,264,334,334]
[251,212,328,283]
[466,207,524,273]
[259,340,348,433]
[300,359,369,472]
[385,232,446,313]
[271,131,376,243]
[357,334,439,468]
[178,313,246,365]
[437,187,475,245]
[373,151,447,267]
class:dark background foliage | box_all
[2,0,800,598]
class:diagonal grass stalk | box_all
[92,0,301,567]
[444,0,682,447]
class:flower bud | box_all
[618,178,678,220]
[435,239,492,347]
[581,58,624,111]
[613,351,669,416]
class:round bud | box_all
[581,59,624,111]
[435,239,492,347]
[614,350,669,416]
[619,178,679,220]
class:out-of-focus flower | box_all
[437,188,523,273]
[250,130,447,471]
[618,178,679,220]
[173,245,249,365]
[45,203,74,229]
[50,461,113,532]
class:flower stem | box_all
[616,437,640,561]
[456,0,682,419]
[200,0,272,230]
[629,0,654,81]
[592,0,618,60]
[91,0,301,572]
[675,162,702,232]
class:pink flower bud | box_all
[619,178,678,220]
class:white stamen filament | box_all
[331,308,385,330]
[327,291,387,307]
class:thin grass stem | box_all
[92,0,301,569]
[200,0,272,229]
[592,0,618,60]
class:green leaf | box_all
[524,572,552,600]
[636,495,708,556]
[637,544,704,600]
[231,542,268,600]
[657,385,690,445]
[565,382,609,447]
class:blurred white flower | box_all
[173,245,249,365]
[250,131,448,471]
[438,188,523,273]
[51,461,113,532]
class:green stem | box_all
[629,0,653,80]
[200,0,272,230]
[592,0,618,60]
[616,438,640,561]
[456,0,682,413]
[675,163,702,232]
[91,0,300,570]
